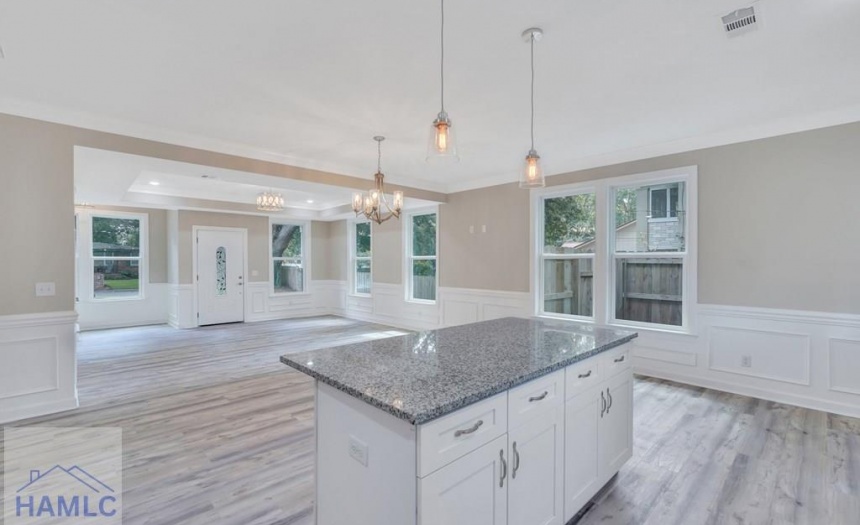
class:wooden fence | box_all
[615,258,682,326]
[544,259,593,316]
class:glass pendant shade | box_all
[426,112,458,161]
[519,149,545,188]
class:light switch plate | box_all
[35,282,56,297]
[348,435,369,467]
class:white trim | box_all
[77,210,149,303]
[698,303,860,328]
[531,166,698,333]
[0,311,79,329]
[404,206,440,305]
[348,218,372,297]
[192,226,249,327]
[269,219,312,296]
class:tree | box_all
[272,224,301,258]
[411,214,436,277]
[543,189,639,250]
[92,217,140,247]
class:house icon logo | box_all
[15,465,119,519]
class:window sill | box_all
[607,321,697,337]
[349,293,372,299]
[88,296,145,303]
[270,291,312,298]
[647,217,680,223]
[406,299,437,306]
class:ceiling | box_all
[3,0,860,193]
[74,147,439,219]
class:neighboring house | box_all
[92,242,139,290]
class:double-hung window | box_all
[272,222,306,294]
[407,211,437,302]
[91,214,145,300]
[535,167,696,332]
[538,192,597,319]
[351,221,372,295]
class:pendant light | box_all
[352,136,404,224]
[520,27,545,188]
[427,0,459,161]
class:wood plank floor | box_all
[2,316,858,525]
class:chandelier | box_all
[256,190,285,212]
[352,136,403,224]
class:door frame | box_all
[192,225,249,327]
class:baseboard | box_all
[79,320,168,332]
[0,395,79,425]
[635,365,860,420]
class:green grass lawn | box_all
[104,279,139,290]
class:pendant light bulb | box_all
[427,0,459,162]
[519,27,546,189]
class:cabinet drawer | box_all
[565,359,601,400]
[417,392,508,477]
[602,346,631,378]
[508,369,564,428]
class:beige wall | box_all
[0,112,442,316]
[86,205,169,284]
[439,184,531,292]
[372,218,404,285]
[311,220,347,281]
[438,121,860,314]
[327,220,348,282]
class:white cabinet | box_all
[419,434,508,525]
[508,406,565,525]
[599,370,633,479]
[563,387,602,521]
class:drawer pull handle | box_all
[578,370,592,379]
[512,441,520,479]
[499,449,507,488]
[528,391,549,403]
[454,419,484,438]
[614,355,626,363]
[601,390,606,418]
[607,388,613,412]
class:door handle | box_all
[237,282,243,286]
[499,449,507,488]
[528,391,548,403]
[512,442,520,479]
[607,388,613,412]
[600,391,606,418]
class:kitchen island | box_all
[280,317,637,525]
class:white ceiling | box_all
[73,147,438,219]
[3,0,860,193]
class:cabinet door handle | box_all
[512,442,520,479]
[454,419,483,438]
[578,370,592,379]
[499,449,507,488]
[614,355,626,363]
[607,388,613,412]
[600,391,606,418]
[528,391,549,403]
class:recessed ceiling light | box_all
[306,199,314,204]
[149,181,161,186]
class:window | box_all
[534,167,696,332]
[272,222,306,294]
[407,211,437,302]
[351,221,372,295]
[91,215,144,300]
[539,192,596,318]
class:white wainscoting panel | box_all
[708,326,810,385]
[829,338,860,395]
[439,288,531,327]
[77,283,169,331]
[244,281,346,323]
[168,284,195,329]
[630,304,860,419]
[0,311,78,423]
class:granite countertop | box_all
[280,317,637,425]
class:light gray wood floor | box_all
[2,316,858,525]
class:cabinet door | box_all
[563,387,602,522]
[598,370,633,481]
[508,406,564,525]
[419,434,508,525]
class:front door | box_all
[197,229,245,326]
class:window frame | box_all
[531,166,698,334]
[536,187,598,322]
[269,219,311,296]
[647,184,681,222]
[404,207,439,304]
[349,219,372,297]
[84,210,149,302]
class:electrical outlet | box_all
[35,282,56,297]
[348,435,369,467]
[741,355,752,368]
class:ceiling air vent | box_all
[722,6,758,36]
